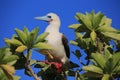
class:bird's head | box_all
[35,13,60,24]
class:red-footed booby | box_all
[35,13,70,64]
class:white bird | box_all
[35,13,70,64]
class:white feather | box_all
[44,13,69,63]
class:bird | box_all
[35,13,70,65]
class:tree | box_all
[0,11,120,80]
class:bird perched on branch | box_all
[35,13,70,64]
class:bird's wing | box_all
[62,34,70,58]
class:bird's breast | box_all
[46,32,62,46]
[45,33,66,58]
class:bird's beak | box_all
[34,16,51,22]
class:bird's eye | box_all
[47,16,51,18]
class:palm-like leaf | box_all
[69,11,120,80]
[69,11,120,46]
[0,48,19,80]
[4,27,53,53]
[4,27,55,76]
[83,48,120,79]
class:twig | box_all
[85,50,90,65]
[26,49,41,80]
[75,69,79,80]
[86,58,90,65]
[26,49,30,65]
[63,71,67,80]
[27,65,41,80]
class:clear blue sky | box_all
[0,0,120,80]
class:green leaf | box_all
[0,48,6,60]
[1,55,19,64]
[69,24,81,29]
[34,62,48,68]
[23,27,30,36]
[85,11,93,22]
[75,32,83,39]
[104,58,113,73]
[30,27,39,43]
[15,28,27,44]
[0,68,9,80]
[90,31,97,41]
[98,25,117,32]
[76,12,92,30]
[4,38,23,46]
[36,32,49,43]
[83,65,103,74]
[15,45,27,53]
[104,18,112,27]
[99,16,112,28]
[83,72,103,78]
[113,65,120,73]
[104,46,112,61]
[99,16,106,26]
[111,52,120,69]
[42,64,51,71]
[0,64,15,75]
[70,40,78,46]
[33,42,54,50]
[103,46,113,73]
[102,74,111,80]
[13,76,21,80]
[93,12,104,29]
[101,32,120,40]
[0,48,18,66]
[30,60,36,66]
[8,61,18,66]
[69,24,89,32]
[91,53,106,69]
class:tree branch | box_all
[75,69,79,80]
[27,65,41,80]
[26,49,41,80]
[85,49,90,65]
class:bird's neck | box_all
[45,21,60,33]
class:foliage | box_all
[3,27,54,80]
[0,48,19,80]
[0,11,120,80]
[69,11,120,80]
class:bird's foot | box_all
[43,60,63,74]
[37,60,63,74]
[52,61,63,74]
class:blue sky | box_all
[0,0,120,80]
